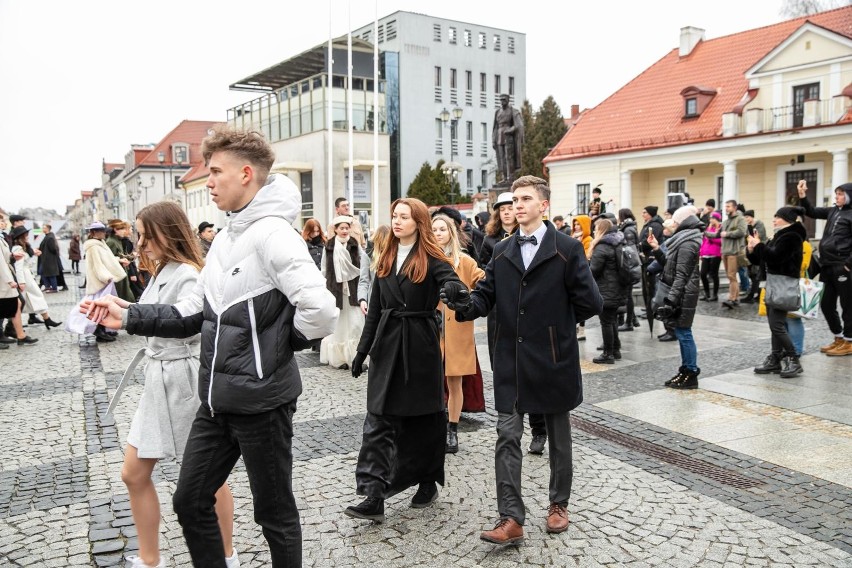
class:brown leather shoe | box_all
[546,503,570,533]
[820,337,845,353]
[826,340,852,357]
[480,518,524,546]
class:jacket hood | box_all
[601,229,625,246]
[228,174,301,234]
[676,215,703,232]
[619,219,636,230]
[836,183,852,210]
[574,215,592,238]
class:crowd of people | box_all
[44,124,846,568]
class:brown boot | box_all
[820,337,845,353]
[546,503,570,533]
[826,340,852,357]
[480,517,524,546]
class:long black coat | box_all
[460,222,603,414]
[746,222,805,281]
[38,232,60,277]
[589,229,629,309]
[652,216,702,328]
[357,245,461,416]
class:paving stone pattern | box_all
[0,283,849,566]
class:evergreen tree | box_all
[531,96,568,182]
[407,160,450,205]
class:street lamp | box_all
[136,174,155,212]
[439,106,464,203]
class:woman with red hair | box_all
[344,198,470,523]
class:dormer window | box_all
[680,85,717,119]
[173,143,189,165]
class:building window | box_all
[385,20,397,40]
[480,73,486,92]
[465,70,472,90]
[577,183,590,211]
[493,34,501,51]
[494,75,501,94]
[668,179,686,194]
[448,27,457,44]
[450,68,457,89]
[467,169,474,190]
[508,77,515,97]
[793,82,820,127]
[433,23,441,42]
[481,169,488,188]
[508,36,515,54]
[464,29,472,47]
[478,32,486,49]
[466,121,473,140]
[173,144,189,164]
[685,98,697,117]
[434,66,442,87]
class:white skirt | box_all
[320,302,366,369]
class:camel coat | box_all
[440,254,485,376]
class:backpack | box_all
[616,243,642,285]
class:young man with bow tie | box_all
[455,175,603,545]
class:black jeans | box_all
[767,306,796,357]
[700,256,721,297]
[821,264,852,338]
[173,402,301,568]
[599,307,621,352]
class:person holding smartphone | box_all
[797,179,852,356]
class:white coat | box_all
[12,245,48,314]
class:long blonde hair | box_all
[589,218,613,258]
[431,214,462,268]
[370,224,391,272]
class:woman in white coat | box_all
[9,226,62,329]
[110,202,237,568]
[0,214,37,346]
[83,221,129,342]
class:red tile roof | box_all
[544,7,852,163]
[136,120,224,171]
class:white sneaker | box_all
[126,555,166,568]
[225,549,240,568]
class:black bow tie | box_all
[517,234,537,245]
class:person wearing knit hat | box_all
[746,206,806,376]
[671,205,697,226]
[711,211,722,221]
[643,205,658,218]
[796,180,852,355]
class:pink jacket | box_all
[700,227,722,257]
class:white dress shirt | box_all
[518,222,548,270]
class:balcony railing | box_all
[723,98,849,137]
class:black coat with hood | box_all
[619,219,639,247]
[639,215,665,257]
[651,215,703,329]
[800,183,852,270]
[589,228,629,309]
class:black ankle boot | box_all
[344,497,385,522]
[670,368,699,389]
[664,366,687,386]
[613,349,622,360]
[779,356,803,378]
[44,318,62,329]
[754,353,782,374]
[28,314,41,325]
[446,422,458,454]
[410,482,438,508]
[593,351,615,364]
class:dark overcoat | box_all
[589,228,629,309]
[655,216,703,329]
[357,244,461,416]
[38,232,60,277]
[460,221,603,414]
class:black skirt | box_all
[0,297,20,318]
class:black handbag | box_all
[764,273,801,312]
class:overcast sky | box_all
[0,0,788,214]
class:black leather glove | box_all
[655,298,679,320]
[351,352,367,378]
[439,281,470,311]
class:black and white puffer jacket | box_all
[125,174,339,415]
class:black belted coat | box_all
[459,221,603,414]
[357,244,462,416]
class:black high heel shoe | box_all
[44,318,62,329]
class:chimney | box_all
[571,104,580,119]
[679,26,705,57]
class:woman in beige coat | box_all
[432,214,485,454]
[83,221,128,342]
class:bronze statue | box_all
[492,94,524,186]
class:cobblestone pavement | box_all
[0,274,850,567]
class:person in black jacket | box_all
[589,218,628,363]
[797,180,852,356]
[638,205,665,316]
[747,207,806,377]
[301,218,326,270]
[344,198,469,523]
[647,206,703,389]
[617,208,640,331]
[456,176,603,545]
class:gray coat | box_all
[721,211,747,256]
